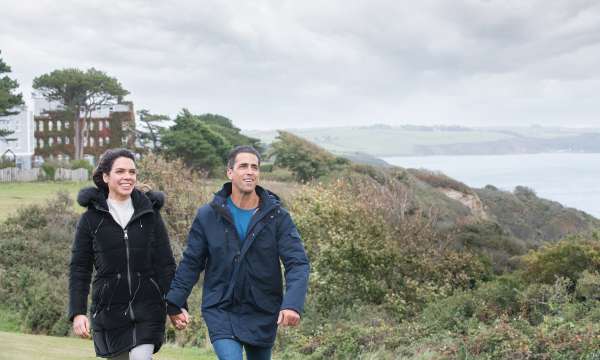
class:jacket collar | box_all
[211,182,280,213]
[77,186,164,213]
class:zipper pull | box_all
[124,229,128,239]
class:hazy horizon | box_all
[3,1,600,130]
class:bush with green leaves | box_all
[289,180,491,320]
[521,237,600,285]
[270,131,350,182]
[0,191,77,335]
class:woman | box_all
[69,148,182,359]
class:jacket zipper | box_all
[94,203,153,349]
[123,229,134,319]
[124,228,137,346]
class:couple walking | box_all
[69,146,310,360]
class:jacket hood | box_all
[77,186,165,211]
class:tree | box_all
[160,110,262,175]
[197,113,263,153]
[160,109,230,174]
[270,131,349,182]
[32,68,129,160]
[0,51,23,141]
[0,50,24,117]
[136,109,170,151]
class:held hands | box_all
[73,314,90,338]
[277,309,300,327]
[169,308,190,330]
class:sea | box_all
[382,153,600,218]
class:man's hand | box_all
[73,314,90,338]
[169,308,190,330]
[277,309,300,327]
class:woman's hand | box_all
[169,308,190,330]
[73,314,91,338]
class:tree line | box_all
[0,49,353,181]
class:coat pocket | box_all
[149,277,164,302]
[249,285,281,315]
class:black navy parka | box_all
[166,183,310,347]
[69,187,176,358]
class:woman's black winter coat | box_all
[69,187,175,358]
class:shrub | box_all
[69,159,94,176]
[270,131,350,181]
[421,291,477,334]
[40,162,57,180]
[521,238,600,285]
[0,192,78,334]
[575,270,600,301]
[289,181,490,320]
[137,154,212,257]
[408,168,473,195]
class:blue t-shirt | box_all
[227,196,256,243]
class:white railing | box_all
[0,168,40,182]
[54,168,88,181]
[0,167,89,182]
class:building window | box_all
[83,137,88,147]
[89,137,95,147]
[105,120,110,129]
[105,136,110,145]
[37,121,43,131]
[57,137,63,144]
[48,121,53,131]
[48,137,54,146]
[99,137,104,146]
[65,136,70,145]
[64,121,70,129]
[57,121,62,131]
[89,120,94,131]
[40,139,45,148]
[99,121,103,131]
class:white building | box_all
[0,105,35,169]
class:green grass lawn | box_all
[0,181,90,220]
[0,331,216,360]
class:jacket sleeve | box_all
[151,210,176,297]
[68,213,94,321]
[277,208,310,315]
[165,208,209,311]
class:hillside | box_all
[266,132,600,271]
[245,125,600,157]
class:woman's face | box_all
[102,156,137,199]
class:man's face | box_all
[227,152,260,195]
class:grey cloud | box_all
[1,0,600,129]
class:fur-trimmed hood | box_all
[77,186,165,211]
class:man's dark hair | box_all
[227,145,261,169]
[92,148,136,192]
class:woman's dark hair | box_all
[92,148,136,192]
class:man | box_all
[166,145,310,360]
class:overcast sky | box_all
[2,0,600,130]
